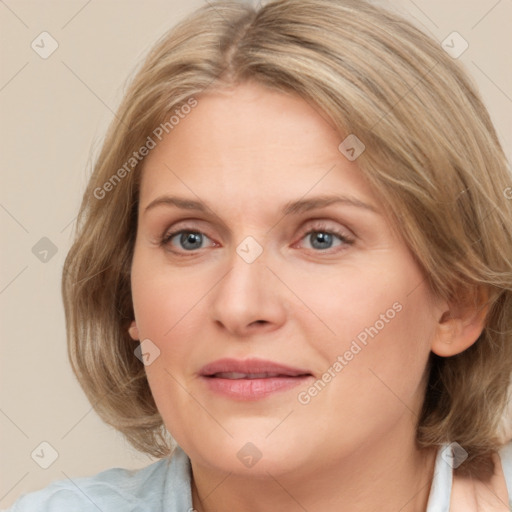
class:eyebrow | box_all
[143,194,379,217]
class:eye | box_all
[297,222,354,252]
[160,229,215,252]
[159,221,354,256]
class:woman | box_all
[7,0,512,510]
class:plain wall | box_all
[1,0,511,507]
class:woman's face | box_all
[130,81,444,476]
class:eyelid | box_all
[159,218,351,240]
[161,216,353,236]
[299,218,354,236]
[159,218,216,242]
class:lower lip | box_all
[201,375,312,400]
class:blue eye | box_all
[162,230,211,251]
[303,230,344,250]
[160,223,354,256]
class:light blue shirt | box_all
[5,441,512,511]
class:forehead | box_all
[138,82,376,215]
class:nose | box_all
[208,243,288,338]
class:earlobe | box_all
[431,289,489,357]
[128,321,140,340]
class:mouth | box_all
[199,358,313,400]
[211,372,303,379]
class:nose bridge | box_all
[218,235,269,308]
[209,234,286,334]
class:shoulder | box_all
[4,459,171,511]
[4,447,191,512]
[498,439,512,504]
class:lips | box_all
[200,358,311,378]
[199,358,313,400]
[214,372,289,379]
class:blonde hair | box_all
[62,0,512,476]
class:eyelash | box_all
[159,222,355,257]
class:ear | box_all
[128,320,140,341]
[431,287,489,357]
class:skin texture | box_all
[129,81,487,512]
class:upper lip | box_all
[200,358,312,378]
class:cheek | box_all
[130,253,210,341]
[284,255,419,354]
[130,253,216,394]
[130,257,210,438]
[290,255,434,400]
[317,290,434,421]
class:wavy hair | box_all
[62,0,512,477]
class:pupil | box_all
[182,232,202,249]
[312,232,332,249]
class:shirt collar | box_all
[426,443,453,511]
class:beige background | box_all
[1,0,511,507]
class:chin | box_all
[180,427,315,476]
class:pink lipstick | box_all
[199,358,313,400]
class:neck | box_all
[190,425,438,512]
